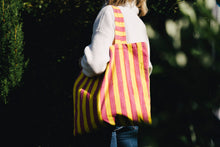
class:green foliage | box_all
[2,0,218,146]
[142,0,220,146]
[0,0,25,104]
[22,0,103,25]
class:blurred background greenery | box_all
[0,0,220,146]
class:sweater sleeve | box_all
[81,6,115,77]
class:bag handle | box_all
[112,6,127,44]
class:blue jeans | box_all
[110,126,139,147]
[75,126,138,147]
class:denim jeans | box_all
[75,126,138,147]
[110,126,139,147]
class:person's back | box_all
[77,1,153,146]
[118,5,149,44]
[81,2,152,77]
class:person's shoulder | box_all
[95,5,114,22]
[99,5,114,15]
[93,5,115,31]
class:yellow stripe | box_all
[104,61,115,125]
[115,30,126,36]
[137,43,151,123]
[111,47,122,115]
[115,22,125,27]
[82,79,93,132]
[127,44,143,121]
[148,79,152,124]
[97,90,102,121]
[115,40,127,44]
[112,6,120,10]
[118,44,133,120]
[77,76,88,134]
[89,78,99,129]
[113,6,127,45]
[73,72,84,135]
[114,13,123,18]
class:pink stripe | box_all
[122,44,138,121]
[102,49,116,124]
[115,35,126,41]
[108,58,116,119]
[142,42,150,122]
[74,72,85,135]
[100,73,109,123]
[93,77,103,125]
[79,92,85,133]
[141,42,150,98]
[113,6,126,43]
[115,17,124,22]
[115,26,125,32]
[113,9,121,13]
[79,78,90,133]
[132,43,148,121]
[114,44,127,116]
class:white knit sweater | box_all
[81,3,152,77]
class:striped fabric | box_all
[73,6,151,135]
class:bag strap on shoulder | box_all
[112,6,127,44]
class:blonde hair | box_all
[106,0,148,16]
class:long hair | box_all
[105,0,148,16]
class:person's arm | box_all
[81,6,115,77]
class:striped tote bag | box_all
[73,6,151,135]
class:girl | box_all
[79,0,152,146]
